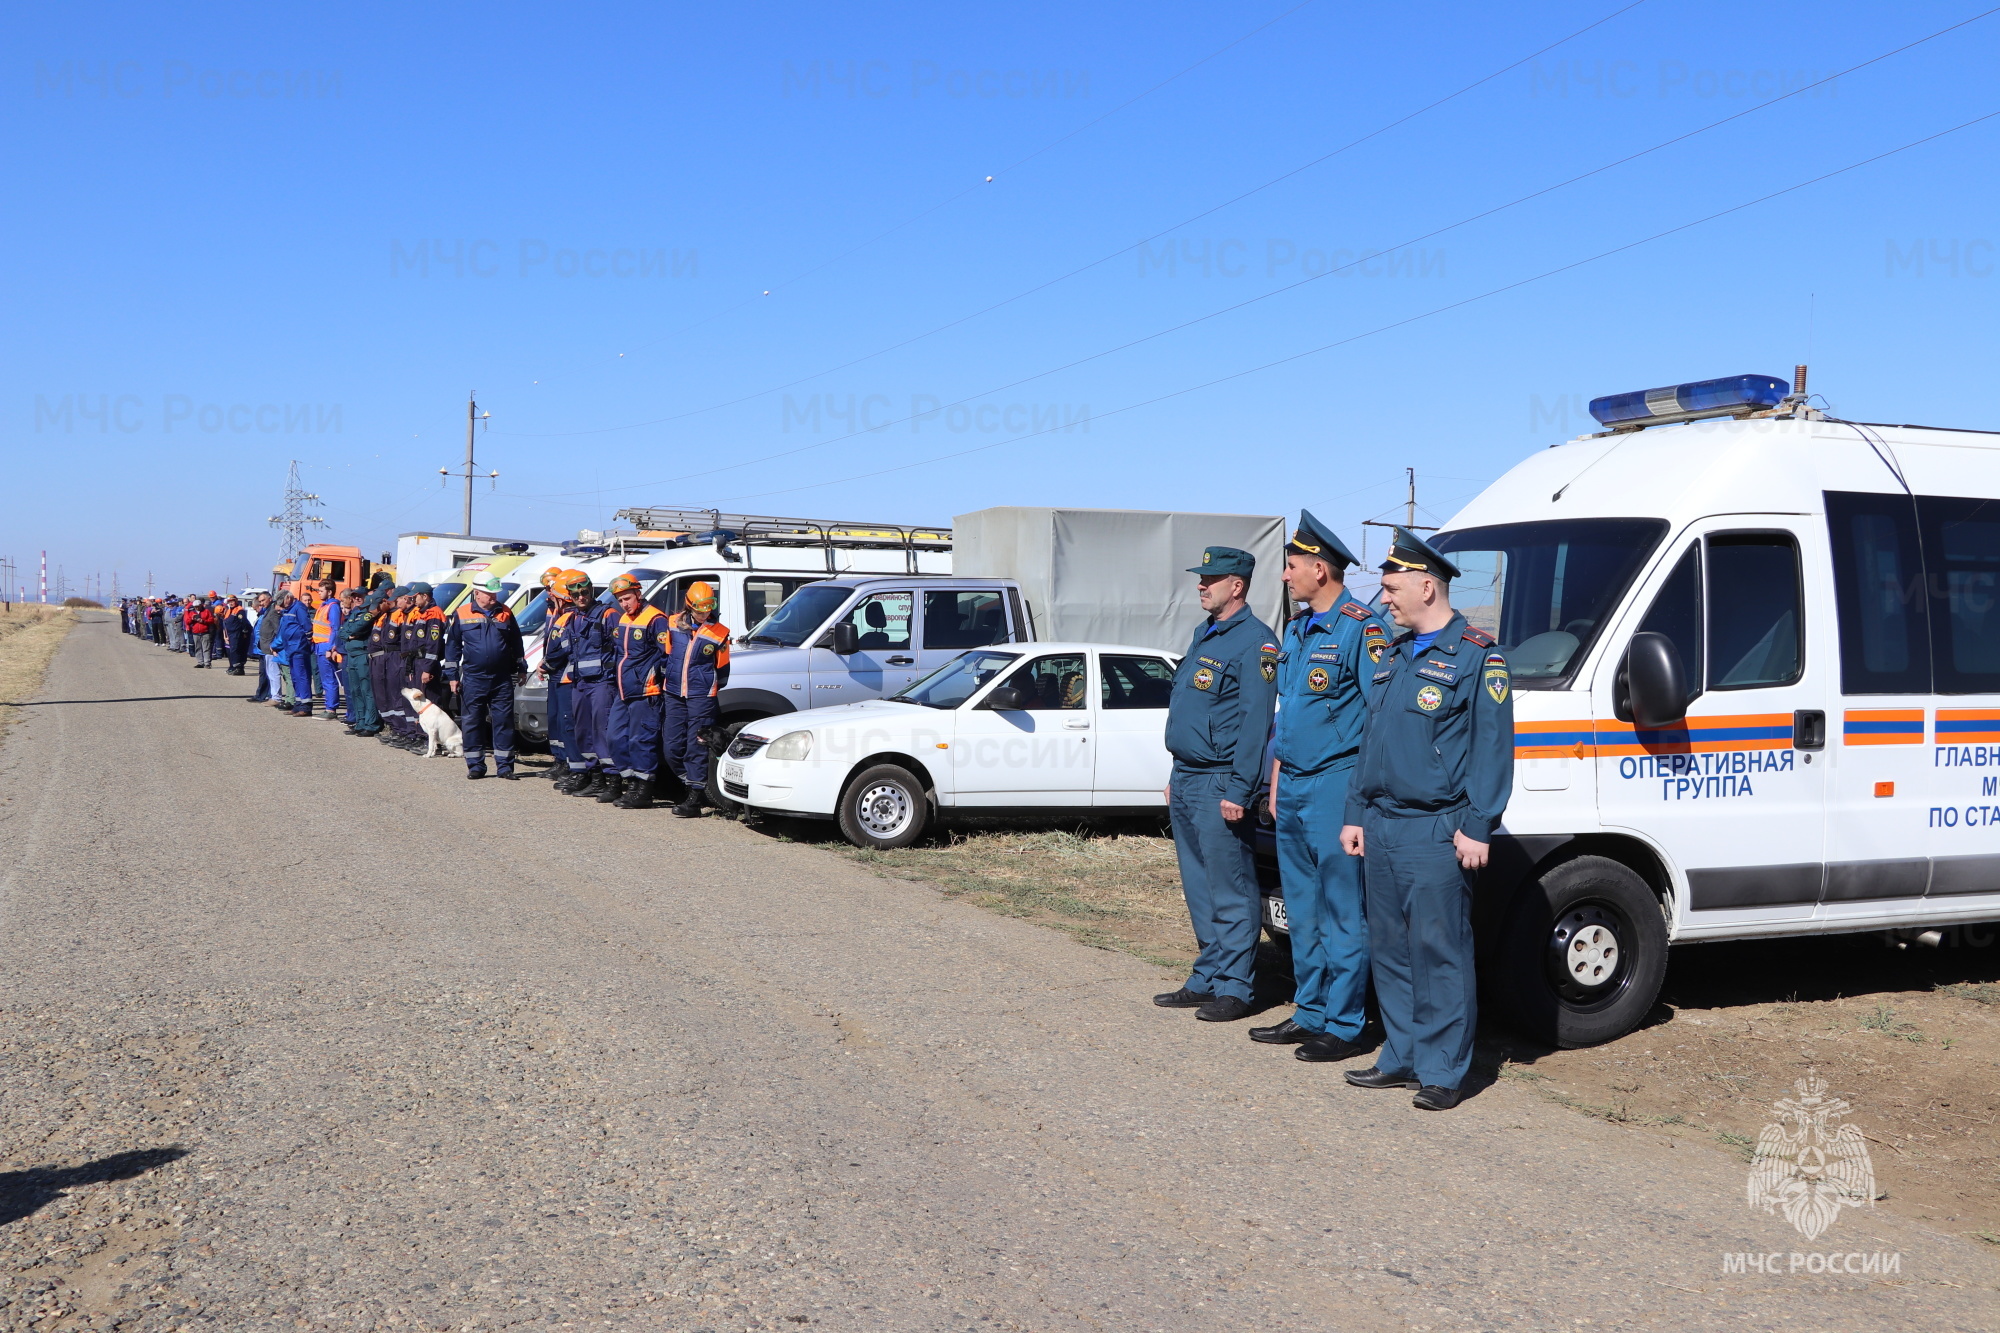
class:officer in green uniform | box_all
[1340,527,1512,1110]
[1159,545,1279,1023]
[1249,510,1387,1062]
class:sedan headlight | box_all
[766,730,813,761]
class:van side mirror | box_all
[828,621,859,656]
[1619,631,1689,730]
[983,685,1026,711]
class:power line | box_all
[500,2,1993,505]
[710,108,2000,505]
[494,0,1656,444]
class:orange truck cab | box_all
[275,545,394,600]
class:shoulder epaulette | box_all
[1339,602,1370,620]
[1462,626,1496,647]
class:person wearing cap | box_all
[311,579,345,719]
[337,586,382,736]
[183,596,216,668]
[603,573,672,808]
[402,582,450,731]
[1249,511,1389,1062]
[657,581,732,818]
[275,589,316,716]
[560,573,620,799]
[536,568,579,785]
[374,587,419,748]
[444,575,528,780]
[1339,527,1513,1111]
[1157,545,1280,1023]
[220,596,252,675]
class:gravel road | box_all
[3,614,1996,1331]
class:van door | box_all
[1819,491,1935,916]
[1595,522,1826,922]
[1093,651,1176,805]
[809,589,918,706]
[1916,493,2000,901]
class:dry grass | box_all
[0,605,75,743]
[840,822,1196,968]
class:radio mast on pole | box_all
[441,392,495,537]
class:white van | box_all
[1441,373,2000,1048]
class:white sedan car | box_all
[720,642,1179,848]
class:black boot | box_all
[614,778,654,810]
[671,790,706,819]
[594,774,625,804]
[557,769,592,795]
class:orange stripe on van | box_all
[1842,708,1925,746]
[1935,709,2000,744]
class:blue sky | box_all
[5,0,1996,596]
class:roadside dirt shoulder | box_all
[0,606,75,743]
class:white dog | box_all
[401,687,463,757]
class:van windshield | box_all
[741,584,850,647]
[1432,518,1667,687]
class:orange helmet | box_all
[609,573,643,597]
[559,569,592,599]
[540,567,562,589]
[685,580,718,615]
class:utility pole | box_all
[1361,469,1440,541]
[268,460,325,582]
[442,391,495,537]
[40,550,48,604]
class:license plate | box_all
[723,762,744,784]
[1264,895,1289,932]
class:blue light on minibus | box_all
[1589,373,1789,428]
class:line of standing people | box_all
[1157,517,1514,1113]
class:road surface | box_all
[2,614,1994,1331]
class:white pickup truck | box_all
[723,642,1179,848]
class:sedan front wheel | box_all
[837,764,931,850]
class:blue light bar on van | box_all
[562,542,609,558]
[1589,373,1789,429]
[492,541,532,554]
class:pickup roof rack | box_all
[611,507,952,574]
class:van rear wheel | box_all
[837,764,930,850]
[1496,855,1668,1048]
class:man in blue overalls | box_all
[1159,545,1279,1024]
[1250,510,1387,1063]
[444,576,527,780]
[1341,527,1513,1111]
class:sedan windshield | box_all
[893,650,1020,708]
[741,584,850,647]
[1432,518,1667,686]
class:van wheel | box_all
[1496,855,1668,1048]
[837,764,930,850]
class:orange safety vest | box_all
[313,600,336,645]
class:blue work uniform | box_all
[608,604,671,781]
[659,612,731,790]
[1164,607,1279,1003]
[1344,612,1513,1090]
[444,600,527,777]
[536,600,577,772]
[1273,596,1388,1040]
[567,603,620,774]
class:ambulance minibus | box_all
[1444,371,2000,1047]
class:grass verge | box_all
[835,822,1196,970]
[0,605,74,744]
